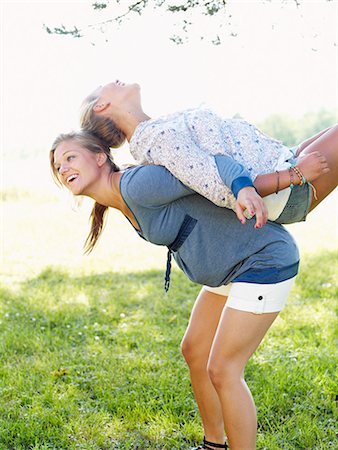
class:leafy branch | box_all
[43,0,229,44]
[43,0,334,45]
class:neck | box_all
[112,106,151,142]
[82,168,123,210]
[82,168,140,230]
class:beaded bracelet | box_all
[289,167,295,190]
[291,165,306,186]
[289,163,318,200]
[275,170,280,194]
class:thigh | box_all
[209,307,278,371]
[297,125,338,210]
[296,126,331,154]
[207,278,295,367]
[182,287,228,356]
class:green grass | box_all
[0,252,337,449]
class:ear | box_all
[96,152,108,167]
[93,101,110,113]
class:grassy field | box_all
[1,191,337,449]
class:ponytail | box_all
[50,130,120,254]
[84,202,109,254]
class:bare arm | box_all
[254,170,294,197]
[254,152,329,197]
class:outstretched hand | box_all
[235,187,268,228]
[296,151,330,182]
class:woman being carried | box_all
[79,80,336,228]
[50,129,335,450]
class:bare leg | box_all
[296,126,332,153]
[297,124,338,210]
[208,307,279,450]
[181,288,227,446]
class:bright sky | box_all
[1,0,338,189]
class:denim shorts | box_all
[274,149,312,224]
[275,182,312,224]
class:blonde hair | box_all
[50,130,120,254]
[80,93,126,147]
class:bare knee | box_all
[207,360,243,391]
[181,336,198,365]
[181,335,209,368]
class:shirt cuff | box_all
[231,176,254,198]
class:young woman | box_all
[49,129,336,450]
[79,80,336,228]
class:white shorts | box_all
[203,277,296,314]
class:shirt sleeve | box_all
[138,127,253,204]
[214,155,254,198]
[124,165,195,207]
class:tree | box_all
[257,109,337,146]
[44,0,335,45]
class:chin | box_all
[69,185,84,196]
[131,82,140,91]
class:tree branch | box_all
[43,0,334,45]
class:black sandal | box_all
[192,436,228,449]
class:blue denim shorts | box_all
[275,182,312,224]
[274,150,312,224]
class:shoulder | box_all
[121,165,170,184]
[120,165,173,201]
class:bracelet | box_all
[289,163,318,200]
[309,182,318,200]
[275,171,280,194]
[289,165,318,200]
[289,167,295,189]
[291,165,306,186]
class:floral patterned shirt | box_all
[129,108,293,211]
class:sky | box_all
[1,0,338,190]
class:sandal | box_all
[192,436,228,449]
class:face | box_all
[91,80,141,114]
[53,140,103,196]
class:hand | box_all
[235,186,268,228]
[296,151,330,182]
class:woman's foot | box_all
[191,437,228,449]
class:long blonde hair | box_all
[80,93,126,147]
[50,130,120,254]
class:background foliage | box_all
[44,0,335,45]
